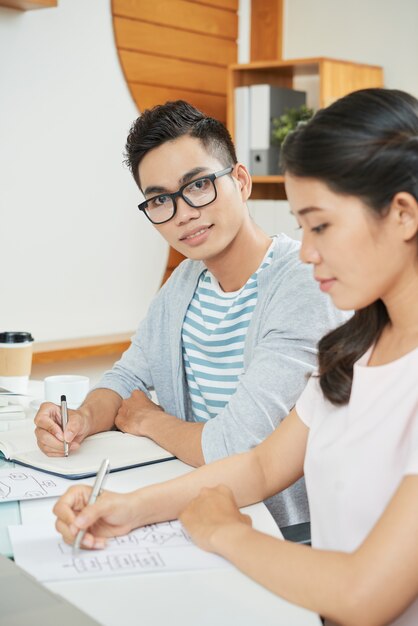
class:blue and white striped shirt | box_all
[182,239,275,422]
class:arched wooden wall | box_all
[111,0,238,283]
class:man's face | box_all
[138,135,248,263]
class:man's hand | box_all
[179,485,252,553]
[115,390,163,436]
[115,389,205,467]
[35,402,90,457]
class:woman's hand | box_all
[53,486,139,549]
[179,484,252,553]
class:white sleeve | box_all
[295,373,323,428]
[404,405,418,475]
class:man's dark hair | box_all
[124,100,237,188]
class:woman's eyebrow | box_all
[296,206,324,216]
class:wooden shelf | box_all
[33,333,133,365]
[228,57,384,200]
[251,176,286,200]
[0,0,56,9]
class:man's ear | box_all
[234,163,252,201]
[391,192,418,242]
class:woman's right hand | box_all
[53,485,139,549]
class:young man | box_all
[35,101,345,526]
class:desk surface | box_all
[48,567,320,626]
[14,461,321,626]
[1,384,321,626]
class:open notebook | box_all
[0,425,175,479]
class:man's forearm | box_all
[139,411,205,467]
[79,388,123,437]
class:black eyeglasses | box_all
[138,167,234,225]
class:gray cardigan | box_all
[97,234,347,526]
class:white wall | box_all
[246,0,418,239]
[3,0,417,342]
[0,0,167,342]
[285,0,418,99]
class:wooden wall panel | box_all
[130,84,226,122]
[111,0,238,284]
[189,0,238,10]
[161,248,189,285]
[114,17,236,67]
[113,0,237,39]
[250,0,283,61]
[120,50,227,94]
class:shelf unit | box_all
[227,57,384,200]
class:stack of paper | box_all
[0,396,26,428]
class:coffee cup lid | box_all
[0,331,34,343]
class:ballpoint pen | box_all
[73,458,110,551]
[60,394,69,457]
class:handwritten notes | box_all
[9,520,229,582]
[0,468,72,502]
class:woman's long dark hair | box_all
[281,88,418,405]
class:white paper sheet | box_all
[0,467,72,502]
[9,520,229,582]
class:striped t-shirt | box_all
[182,238,276,423]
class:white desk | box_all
[2,382,320,625]
[18,461,321,626]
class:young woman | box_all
[54,89,418,626]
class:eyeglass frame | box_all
[137,166,234,225]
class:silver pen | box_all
[60,394,69,457]
[73,458,110,551]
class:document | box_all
[9,520,229,582]
[0,467,72,502]
[0,424,174,479]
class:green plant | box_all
[271,104,314,146]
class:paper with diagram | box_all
[0,467,72,502]
[9,520,229,582]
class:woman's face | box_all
[285,174,414,311]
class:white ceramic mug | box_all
[44,375,90,409]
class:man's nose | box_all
[174,196,201,225]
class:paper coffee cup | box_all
[0,331,34,394]
[44,375,90,409]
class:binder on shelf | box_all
[234,85,251,168]
[249,85,306,176]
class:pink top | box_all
[296,345,418,626]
